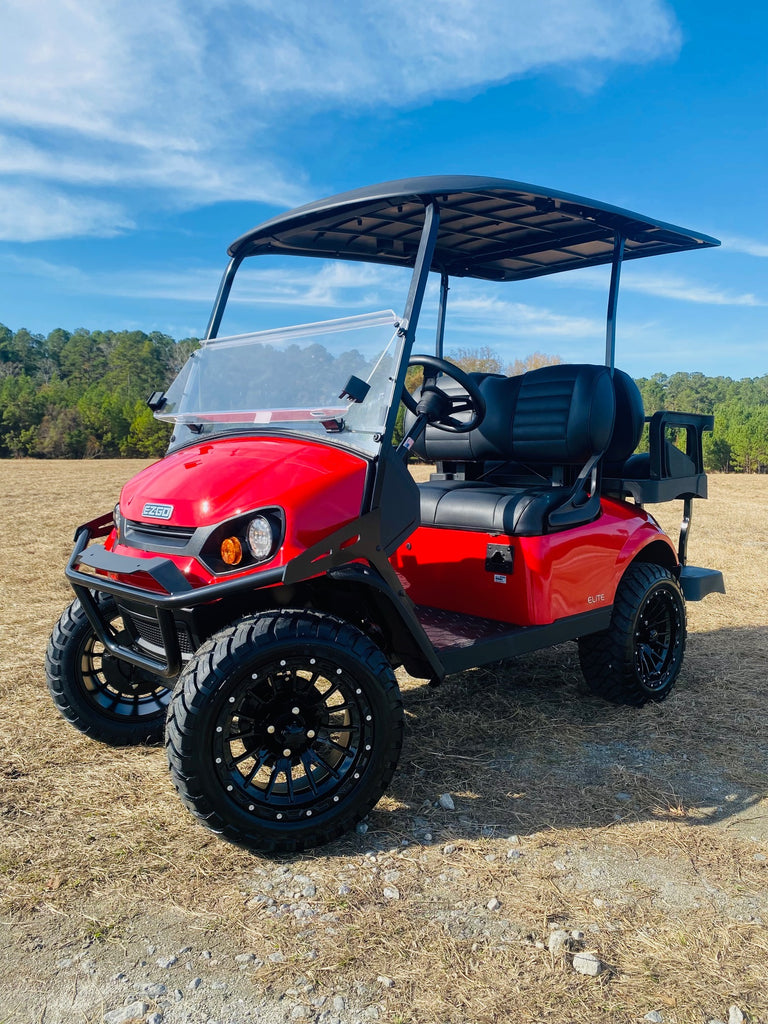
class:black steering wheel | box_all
[402,354,486,433]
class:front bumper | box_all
[66,514,283,678]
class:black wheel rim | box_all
[633,585,682,691]
[78,621,171,720]
[212,654,374,823]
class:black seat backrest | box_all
[411,363,616,468]
[604,368,645,464]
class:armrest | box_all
[648,411,713,479]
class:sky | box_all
[0,0,766,379]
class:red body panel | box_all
[110,436,369,586]
[100,436,677,626]
[391,498,678,626]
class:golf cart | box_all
[46,176,725,852]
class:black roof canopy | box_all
[229,175,719,282]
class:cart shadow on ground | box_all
[354,624,768,848]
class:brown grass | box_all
[1,460,767,1023]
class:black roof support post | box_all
[205,255,243,340]
[435,270,449,359]
[605,232,625,371]
[379,199,440,449]
[400,199,440,340]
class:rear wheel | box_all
[45,597,173,745]
[165,610,404,852]
[578,563,686,706]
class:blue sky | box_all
[1,0,766,378]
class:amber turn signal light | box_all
[220,536,243,566]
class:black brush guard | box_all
[66,513,284,678]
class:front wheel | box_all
[45,597,173,745]
[165,610,404,853]
[578,563,686,706]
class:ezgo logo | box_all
[142,502,174,520]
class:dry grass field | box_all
[1,460,767,1024]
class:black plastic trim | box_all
[438,608,613,674]
[68,529,285,609]
[121,505,286,574]
[77,543,194,593]
[679,565,725,601]
[603,410,713,504]
[280,498,442,681]
[66,525,284,677]
[326,563,444,679]
[72,583,184,679]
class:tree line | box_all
[1,323,766,472]
[0,324,199,459]
[414,347,768,474]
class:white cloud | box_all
[231,262,394,308]
[0,1,680,134]
[622,274,765,307]
[0,0,207,148]
[109,261,391,309]
[227,0,680,106]
[0,133,307,209]
[557,265,766,307]
[721,235,768,258]
[448,294,600,338]
[0,0,681,240]
[0,251,394,309]
[0,184,133,242]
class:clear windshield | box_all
[157,310,402,456]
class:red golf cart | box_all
[46,176,725,851]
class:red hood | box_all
[119,437,369,539]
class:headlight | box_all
[246,515,275,560]
[198,507,284,574]
[113,502,122,539]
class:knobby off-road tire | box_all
[45,597,173,745]
[165,610,404,853]
[578,563,686,707]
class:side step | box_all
[414,604,612,675]
[679,565,725,601]
[416,606,512,649]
